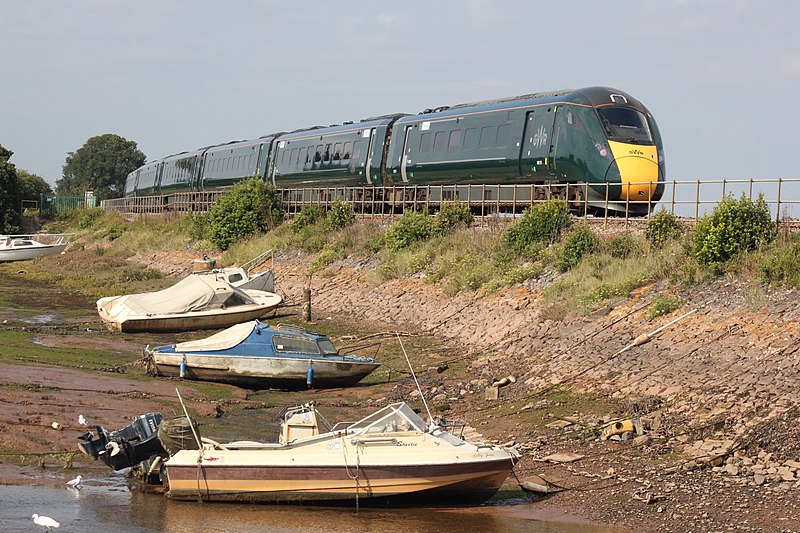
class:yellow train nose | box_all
[608,141,659,201]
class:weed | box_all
[646,293,683,320]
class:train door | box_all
[520,107,557,178]
[364,128,376,184]
[399,125,413,183]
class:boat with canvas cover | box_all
[96,275,282,333]
[146,320,380,389]
[164,402,519,505]
[0,233,72,262]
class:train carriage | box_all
[123,86,665,216]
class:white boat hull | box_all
[153,352,380,389]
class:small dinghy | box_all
[146,320,381,389]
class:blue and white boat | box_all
[146,321,381,389]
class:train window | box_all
[419,133,432,153]
[333,143,342,160]
[343,141,352,159]
[306,146,314,163]
[433,131,447,152]
[597,107,653,143]
[496,124,509,147]
[353,141,362,160]
[323,144,331,162]
[463,128,477,150]
[479,126,495,149]
[448,130,462,151]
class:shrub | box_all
[77,207,104,229]
[758,241,800,288]
[690,194,776,270]
[606,234,644,259]
[645,209,683,249]
[558,226,599,271]
[189,213,209,240]
[384,211,435,251]
[504,199,571,252]
[207,178,284,250]
[433,202,474,236]
[646,293,683,320]
[325,199,356,230]
[292,205,325,232]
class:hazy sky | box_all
[2,1,799,198]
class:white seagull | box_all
[32,514,60,531]
[66,474,82,489]
[78,414,87,426]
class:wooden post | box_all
[303,288,312,322]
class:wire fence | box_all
[100,178,800,223]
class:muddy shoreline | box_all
[1,248,799,532]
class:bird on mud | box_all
[66,475,82,489]
[32,514,60,531]
[78,414,87,426]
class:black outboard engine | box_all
[78,413,167,471]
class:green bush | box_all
[190,213,209,240]
[558,226,599,271]
[646,293,683,320]
[77,207,104,229]
[645,209,683,249]
[758,241,800,288]
[690,194,776,270]
[292,205,325,232]
[433,202,474,236]
[325,199,356,230]
[207,178,284,250]
[504,199,571,252]
[384,211,435,251]
[606,234,644,259]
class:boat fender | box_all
[179,356,187,379]
[306,366,314,388]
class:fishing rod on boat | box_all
[396,331,434,426]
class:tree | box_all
[0,144,20,234]
[207,178,285,250]
[16,169,53,205]
[58,134,146,200]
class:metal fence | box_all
[100,178,800,222]
[39,194,98,216]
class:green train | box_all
[125,86,665,215]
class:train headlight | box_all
[595,142,611,159]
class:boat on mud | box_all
[0,233,72,262]
[96,275,282,333]
[190,249,275,293]
[164,402,519,505]
[145,320,381,389]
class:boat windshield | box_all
[317,338,338,356]
[348,403,428,434]
[597,107,653,144]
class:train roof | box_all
[394,87,649,125]
[274,115,405,142]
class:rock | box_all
[541,452,585,463]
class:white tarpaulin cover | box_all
[172,320,258,352]
[98,276,253,319]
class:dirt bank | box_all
[2,247,799,532]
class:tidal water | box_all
[1,478,623,533]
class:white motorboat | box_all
[164,402,519,505]
[97,275,282,333]
[0,233,72,262]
